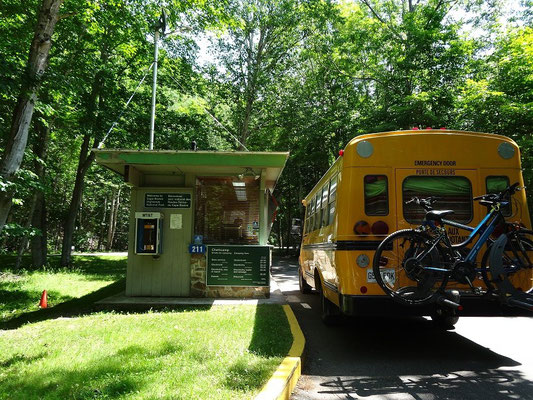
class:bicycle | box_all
[372,183,533,311]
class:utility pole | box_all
[149,30,159,150]
[149,11,166,150]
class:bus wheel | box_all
[431,312,459,330]
[299,267,312,294]
[319,280,339,325]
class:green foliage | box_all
[1,0,531,252]
[455,25,533,211]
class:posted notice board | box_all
[207,245,270,287]
[145,193,191,208]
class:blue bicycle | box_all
[372,183,533,310]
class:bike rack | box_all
[488,234,533,311]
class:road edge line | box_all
[255,304,305,400]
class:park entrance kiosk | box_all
[94,150,288,298]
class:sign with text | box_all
[207,245,270,287]
[145,193,191,208]
[189,244,206,254]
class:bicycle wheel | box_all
[481,229,533,292]
[372,229,449,306]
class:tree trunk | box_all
[15,195,38,270]
[285,210,292,255]
[106,186,121,251]
[277,219,282,250]
[31,193,47,267]
[97,197,108,251]
[60,64,104,266]
[0,0,63,235]
[106,188,116,250]
[60,134,96,266]
[30,117,50,268]
[238,27,267,148]
[112,187,121,248]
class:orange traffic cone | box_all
[39,290,48,308]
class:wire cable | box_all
[98,62,155,149]
[166,73,249,151]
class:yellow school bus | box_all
[299,129,532,324]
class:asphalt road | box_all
[271,256,533,400]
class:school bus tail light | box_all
[371,221,389,235]
[379,257,388,266]
[354,220,371,235]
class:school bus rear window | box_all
[364,175,388,216]
[403,176,472,224]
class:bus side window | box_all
[303,205,309,234]
[321,184,329,227]
[328,174,338,225]
[315,193,322,230]
[309,194,316,232]
[486,176,511,217]
[365,175,389,216]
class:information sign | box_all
[145,193,191,208]
[189,244,206,254]
[207,245,270,287]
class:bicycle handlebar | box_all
[474,182,523,204]
[405,196,436,211]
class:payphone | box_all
[135,212,163,255]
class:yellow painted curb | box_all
[255,304,305,400]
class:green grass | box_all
[0,255,126,322]
[0,305,292,400]
[0,255,294,399]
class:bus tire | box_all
[431,313,459,330]
[318,278,339,325]
[299,267,312,294]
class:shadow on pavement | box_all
[296,315,533,399]
[271,257,533,400]
[319,369,533,399]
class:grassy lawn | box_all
[0,306,291,400]
[0,255,126,322]
[0,255,293,399]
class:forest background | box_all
[0,0,531,266]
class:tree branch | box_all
[360,0,404,42]
[58,11,77,20]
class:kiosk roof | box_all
[93,149,289,189]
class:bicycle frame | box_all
[420,203,507,270]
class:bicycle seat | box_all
[426,210,454,221]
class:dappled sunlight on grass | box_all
[0,256,294,398]
[0,256,126,322]
[0,305,292,400]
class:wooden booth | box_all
[95,150,288,298]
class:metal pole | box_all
[149,30,159,150]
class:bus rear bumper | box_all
[339,294,530,317]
